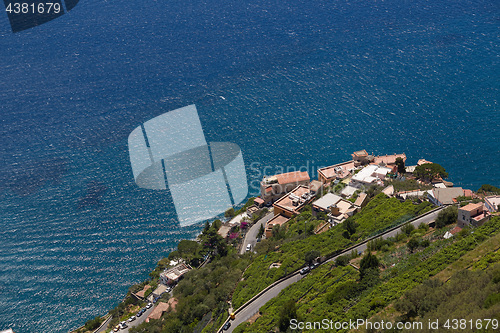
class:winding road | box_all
[240,212,274,255]
[220,206,444,332]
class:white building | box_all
[485,195,500,213]
[350,164,392,188]
[311,193,357,224]
[427,187,464,206]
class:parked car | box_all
[299,266,311,275]
[128,316,136,322]
[113,325,120,332]
[311,262,320,269]
[137,310,143,317]
[222,321,231,330]
[146,302,152,308]
[246,244,252,252]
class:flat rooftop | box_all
[273,185,314,213]
[275,171,310,184]
[267,214,290,227]
[459,202,483,212]
[312,193,342,211]
[161,263,191,281]
[486,195,500,206]
[373,153,406,165]
[354,192,368,206]
[351,164,391,184]
[318,160,355,180]
[352,149,369,157]
[218,225,232,238]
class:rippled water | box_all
[0,0,498,332]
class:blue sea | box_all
[0,0,498,332]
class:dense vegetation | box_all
[478,184,500,195]
[384,179,432,192]
[394,265,500,332]
[233,216,500,332]
[231,194,433,308]
[129,252,252,333]
[413,163,448,181]
[435,205,458,228]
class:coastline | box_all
[72,151,500,333]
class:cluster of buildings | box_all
[254,150,500,238]
[259,150,409,238]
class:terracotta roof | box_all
[373,153,406,166]
[463,189,473,197]
[273,185,314,213]
[354,192,368,206]
[460,202,483,212]
[318,161,355,180]
[146,302,171,322]
[309,180,323,193]
[266,214,290,228]
[275,171,310,184]
[254,197,264,205]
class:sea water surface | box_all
[0,0,498,332]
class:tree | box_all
[366,184,383,199]
[201,228,227,257]
[177,240,202,265]
[203,221,210,233]
[477,184,500,195]
[305,250,320,265]
[278,300,297,332]
[395,157,405,174]
[272,224,286,240]
[224,207,235,218]
[414,163,448,181]
[257,223,265,239]
[84,316,103,331]
[402,223,415,236]
[407,237,420,253]
[435,206,458,228]
[212,219,222,230]
[335,255,350,267]
[359,252,379,280]
[343,218,357,238]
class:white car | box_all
[246,244,252,252]
[128,315,136,322]
[146,302,152,308]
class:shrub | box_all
[224,208,235,218]
[402,223,415,236]
[407,237,420,253]
[484,293,500,309]
[278,300,297,332]
[360,252,379,280]
[335,255,350,267]
[84,316,102,331]
[305,250,320,265]
[435,206,458,228]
